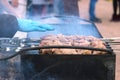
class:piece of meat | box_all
[39,34,107,55]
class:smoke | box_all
[0,54,24,80]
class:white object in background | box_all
[13,31,27,39]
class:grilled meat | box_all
[39,34,106,54]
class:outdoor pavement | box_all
[78,0,120,80]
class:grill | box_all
[0,15,116,80]
[21,53,115,80]
[21,16,116,80]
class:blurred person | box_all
[0,0,19,17]
[53,0,64,15]
[62,0,79,16]
[27,0,53,18]
[10,0,27,18]
[89,0,102,23]
[53,0,79,16]
[0,0,54,36]
[111,0,120,21]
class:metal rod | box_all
[100,37,120,41]
[0,46,113,61]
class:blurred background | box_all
[1,0,120,80]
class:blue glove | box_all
[17,18,54,32]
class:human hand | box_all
[17,18,55,32]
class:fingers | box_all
[36,25,54,32]
[36,27,46,32]
[39,24,55,30]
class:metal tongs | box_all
[100,37,120,41]
[100,37,120,52]
[98,37,120,53]
[100,37,120,45]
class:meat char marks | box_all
[39,34,107,55]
